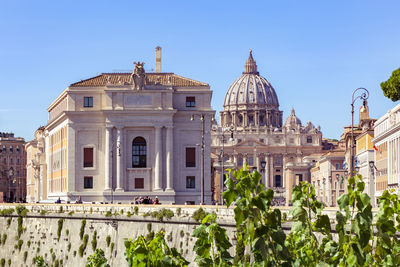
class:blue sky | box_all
[1,0,399,140]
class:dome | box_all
[284,108,302,128]
[223,50,279,109]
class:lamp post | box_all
[191,114,206,205]
[260,160,266,186]
[335,173,340,206]
[351,88,369,177]
[8,167,14,202]
[369,161,376,207]
[219,126,234,205]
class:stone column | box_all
[255,152,260,171]
[232,112,236,126]
[255,111,259,126]
[269,154,274,187]
[328,176,332,206]
[116,127,123,191]
[105,126,112,190]
[265,154,270,188]
[243,154,247,168]
[233,154,238,167]
[166,126,174,191]
[282,155,287,188]
[154,126,162,191]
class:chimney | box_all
[155,46,161,73]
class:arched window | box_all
[132,137,146,168]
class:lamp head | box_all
[369,161,375,169]
[261,160,266,169]
[190,115,194,121]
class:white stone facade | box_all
[44,52,215,204]
[373,102,400,197]
[211,51,323,205]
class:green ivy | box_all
[86,248,110,267]
[80,219,86,240]
[57,219,64,241]
[124,230,188,266]
[91,230,97,251]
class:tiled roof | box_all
[70,73,208,87]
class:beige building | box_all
[25,127,47,202]
[41,47,215,204]
[373,102,400,199]
[0,132,26,202]
[211,51,323,205]
[310,150,346,206]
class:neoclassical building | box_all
[211,51,323,205]
[42,48,214,204]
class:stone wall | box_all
[0,204,379,266]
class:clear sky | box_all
[1,0,399,141]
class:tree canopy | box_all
[381,67,400,101]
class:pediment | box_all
[235,138,267,148]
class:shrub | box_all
[79,234,89,257]
[124,230,188,266]
[17,240,23,251]
[134,206,139,215]
[68,211,74,216]
[6,218,11,228]
[27,240,31,247]
[57,219,64,241]
[126,211,132,217]
[106,236,111,247]
[80,219,86,240]
[105,211,112,217]
[192,207,209,222]
[23,251,28,262]
[180,230,184,238]
[67,242,71,252]
[16,205,28,216]
[91,230,97,251]
[86,248,110,267]
[0,208,14,216]
[58,206,63,213]
[143,208,174,222]
[176,207,182,216]
[0,258,4,267]
[40,210,47,215]
[110,242,114,256]
[1,234,7,246]
[65,229,69,236]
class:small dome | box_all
[223,50,279,108]
[284,108,302,128]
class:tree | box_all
[381,67,400,101]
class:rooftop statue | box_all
[131,61,146,90]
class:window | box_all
[276,169,281,172]
[307,136,312,143]
[135,178,144,189]
[248,157,254,166]
[249,115,254,124]
[16,146,20,153]
[274,175,282,187]
[259,139,264,143]
[2,145,5,153]
[10,158,13,164]
[9,146,13,153]
[259,116,264,124]
[335,163,340,170]
[83,147,94,168]
[84,176,93,189]
[17,158,20,164]
[17,170,20,176]
[132,137,146,168]
[84,96,93,108]
[186,96,196,107]
[186,147,196,167]
[186,176,195,188]
[238,158,243,166]
[275,157,281,165]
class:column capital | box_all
[105,125,113,130]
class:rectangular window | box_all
[248,157,254,166]
[259,139,264,143]
[307,136,313,143]
[186,176,195,188]
[186,147,196,167]
[9,146,13,153]
[135,178,144,189]
[83,147,94,168]
[186,96,196,107]
[84,176,93,189]
[335,163,340,170]
[84,96,93,108]
[275,157,281,165]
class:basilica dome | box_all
[223,50,279,109]
[284,108,302,129]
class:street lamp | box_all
[8,167,14,202]
[260,160,266,186]
[218,126,234,205]
[191,114,206,205]
[350,88,369,176]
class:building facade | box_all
[25,127,47,202]
[0,132,26,202]
[211,51,323,205]
[355,102,376,206]
[310,150,346,207]
[373,102,400,200]
[43,48,215,204]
